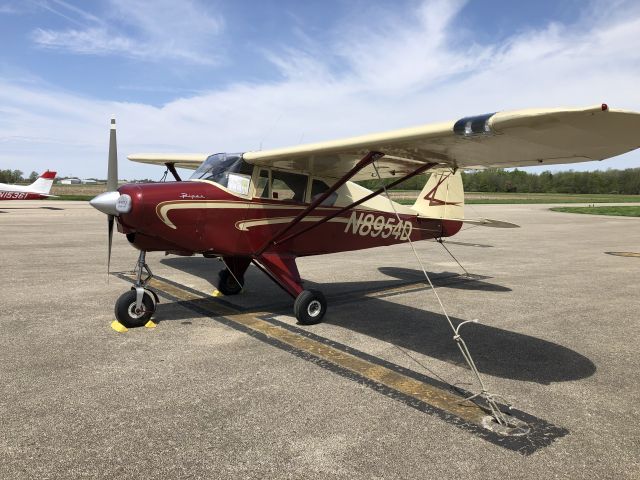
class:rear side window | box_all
[271,171,307,202]
[311,179,337,206]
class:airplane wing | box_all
[242,104,640,180]
[127,153,208,170]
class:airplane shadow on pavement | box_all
[0,206,64,212]
[156,257,596,385]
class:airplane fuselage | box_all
[0,189,49,200]
[115,180,462,257]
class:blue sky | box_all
[1,0,639,179]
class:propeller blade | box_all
[108,214,114,278]
[107,117,118,192]
[106,117,117,282]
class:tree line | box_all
[0,170,40,184]
[357,168,640,194]
[3,166,639,194]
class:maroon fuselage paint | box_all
[116,181,462,257]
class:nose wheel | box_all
[115,289,156,328]
[114,250,158,328]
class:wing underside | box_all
[127,153,208,170]
[242,104,640,180]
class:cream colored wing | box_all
[243,104,640,180]
[128,153,208,170]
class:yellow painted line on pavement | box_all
[606,251,640,258]
[236,315,486,423]
[146,275,488,425]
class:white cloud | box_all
[0,4,18,14]
[3,0,640,178]
[33,27,134,55]
[31,0,224,65]
[335,0,489,94]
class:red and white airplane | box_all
[0,171,57,200]
[90,104,640,328]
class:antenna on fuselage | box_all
[257,113,283,151]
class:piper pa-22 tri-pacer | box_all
[91,104,640,328]
[0,170,57,200]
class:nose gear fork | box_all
[132,250,155,311]
[114,250,159,328]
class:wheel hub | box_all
[127,303,145,319]
[307,300,322,317]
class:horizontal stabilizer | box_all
[462,218,520,228]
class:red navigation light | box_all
[601,103,608,111]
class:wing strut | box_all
[165,163,182,181]
[255,151,384,255]
[273,161,438,247]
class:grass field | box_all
[393,192,640,205]
[48,184,640,204]
[51,184,106,201]
[550,206,640,217]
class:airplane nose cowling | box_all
[90,191,132,216]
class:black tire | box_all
[218,269,243,295]
[294,290,327,325]
[114,290,155,328]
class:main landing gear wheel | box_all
[294,290,327,325]
[218,269,243,295]
[114,290,156,328]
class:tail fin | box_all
[412,168,464,220]
[28,170,56,194]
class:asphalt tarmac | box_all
[1,201,638,479]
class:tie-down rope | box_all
[372,161,511,426]
[436,237,471,277]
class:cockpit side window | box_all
[256,169,270,198]
[189,153,253,192]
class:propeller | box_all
[108,214,114,276]
[89,117,132,280]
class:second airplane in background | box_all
[0,171,57,200]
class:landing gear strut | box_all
[250,152,400,326]
[114,250,158,328]
[251,254,329,325]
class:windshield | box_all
[189,153,253,188]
